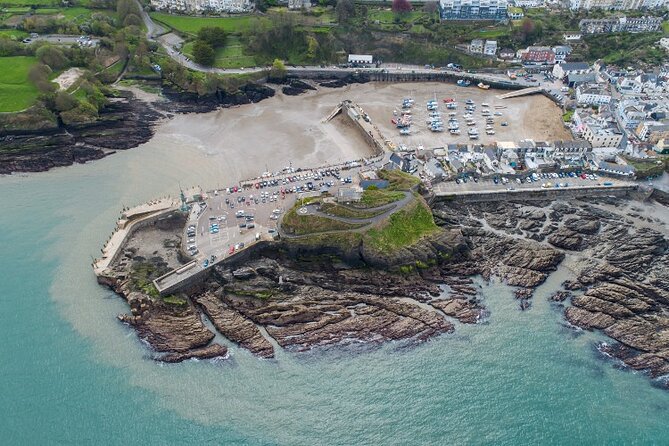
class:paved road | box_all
[301,190,414,227]
[136,7,539,85]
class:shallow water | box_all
[2,96,669,445]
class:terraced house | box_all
[439,0,508,20]
[150,0,252,13]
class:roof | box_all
[568,72,596,84]
[560,62,590,72]
[553,140,592,149]
[348,54,373,62]
[598,161,635,174]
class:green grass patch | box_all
[319,202,387,219]
[0,28,27,38]
[282,205,365,236]
[0,56,39,112]
[663,21,669,34]
[0,0,59,5]
[130,261,167,299]
[622,155,665,178]
[162,295,187,306]
[562,110,574,123]
[354,189,405,209]
[378,169,420,191]
[150,12,255,35]
[182,35,256,69]
[364,199,440,253]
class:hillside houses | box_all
[150,0,252,13]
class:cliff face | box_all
[0,91,163,175]
[0,83,276,175]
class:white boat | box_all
[481,102,489,107]
[467,121,476,126]
[450,129,461,135]
[468,128,479,135]
[486,125,493,130]
[486,130,495,135]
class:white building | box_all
[563,32,582,41]
[470,39,484,53]
[150,0,252,13]
[288,0,311,9]
[576,84,611,106]
[553,62,590,79]
[484,40,498,56]
[439,0,508,20]
[570,0,651,9]
[511,0,543,6]
[552,45,572,64]
[348,54,373,65]
[583,120,623,148]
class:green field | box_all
[182,35,255,69]
[150,12,255,35]
[0,28,27,38]
[0,0,60,5]
[364,199,440,253]
[0,56,39,112]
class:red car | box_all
[229,246,235,254]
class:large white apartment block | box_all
[150,0,252,14]
[582,119,623,148]
[439,0,508,20]
[576,84,612,106]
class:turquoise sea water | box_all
[2,144,669,445]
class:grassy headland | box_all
[0,56,39,112]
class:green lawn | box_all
[663,21,669,34]
[353,189,405,209]
[182,35,256,69]
[364,199,440,253]
[150,12,255,35]
[0,56,40,112]
[281,205,365,236]
[0,0,60,5]
[0,28,27,38]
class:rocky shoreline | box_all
[97,193,669,391]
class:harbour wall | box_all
[289,70,525,91]
[155,240,275,295]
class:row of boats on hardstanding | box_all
[392,96,508,140]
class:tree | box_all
[335,0,355,24]
[36,45,69,70]
[392,0,412,14]
[54,91,78,112]
[28,63,55,93]
[192,40,215,66]
[269,58,286,80]
[198,27,227,48]
[306,35,319,61]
